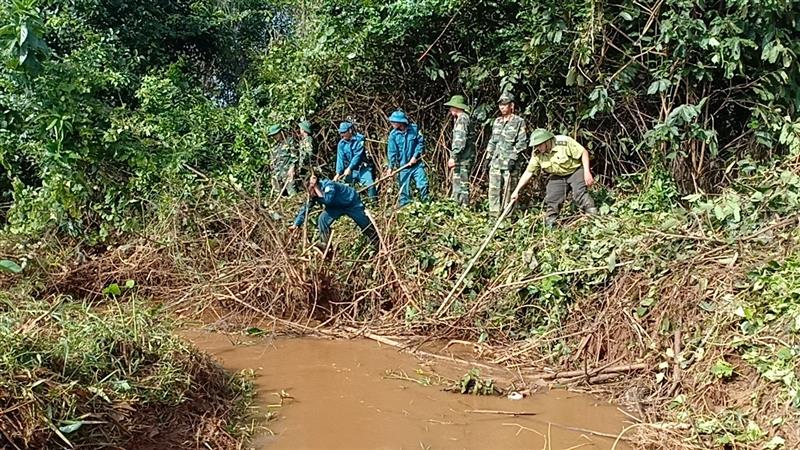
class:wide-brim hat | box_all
[388,110,409,124]
[338,121,353,133]
[497,92,515,104]
[444,95,470,112]
[299,120,312,134]
[530,128,555,147]
[267,124,282,136]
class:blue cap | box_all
[388,110,408,124]
[338,121,353,133]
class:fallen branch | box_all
[529,363,647,381]
[353,329,500,373]
[465,409,538,416]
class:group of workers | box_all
[275,92,598,253]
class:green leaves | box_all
[647,79,670,95]
[102,283,121,296]
[711,359,734,379]
[0,0,49,72]
[0,259,23,274]
[102,280,135,296]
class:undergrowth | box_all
[0,288,255,449]
[2,160,798,449]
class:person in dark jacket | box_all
[290,172,379,251]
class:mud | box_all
[185,331,633,450]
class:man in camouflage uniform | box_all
[510,128,598,227]
[485,92,527,216]
[268,124,298,196]
[444,95,474,206]
[297,120,314,177]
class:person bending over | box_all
[510,129,598,227]
[290,172,380,252]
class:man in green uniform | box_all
[268,124,298,196]
[510,128,598,227]
[297,120,314,177]
[444,95,474,206]
[486,92,527,216]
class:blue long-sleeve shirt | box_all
[293,179,362,226]
[336,133,368,175]
[387,124,424,169]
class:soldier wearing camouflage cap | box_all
[510,129,598,227]
[268,124,298,196]
[296,120,314,178]
[485,92,528,216]
[444,95,475,206]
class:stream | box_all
[185,331,633,450]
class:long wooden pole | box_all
[356,162,413,194]
[435,198,517,317]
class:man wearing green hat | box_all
[444,95,475,206]
[268,124,298,196]
[486,92,527,216]
[510,129,598,227]
[297,120,314,178]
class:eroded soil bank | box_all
[186,331,633,450]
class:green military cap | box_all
[267,124,282,136]
[497,92,515,104]
[530,128,555,147]
[443,95,470,112]
[298,120,312,134]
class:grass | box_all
[0,287,255,449]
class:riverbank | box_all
[2,168,799,449]
[0,291,254,450]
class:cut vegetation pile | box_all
[10,155,797,449]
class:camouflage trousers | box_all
[271,165,297,196]
[488,167,515,216]
[450,161,472,206]
[544,168,596,225]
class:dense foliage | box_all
[1,0,800,448]
[1,0,799,239]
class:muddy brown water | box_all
[186,331,633,450]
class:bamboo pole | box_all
[435,198,517,317]
[356,162,413,194]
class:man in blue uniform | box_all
[334,121,377,200]
[290,172,380,252]
[386,110,429,206]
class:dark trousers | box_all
[318,204,379,250]
[545,168,596,224]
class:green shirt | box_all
[487,114,527,171]
[451,112,475,162]
[272,138,298,173]
[526,135,585,176]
